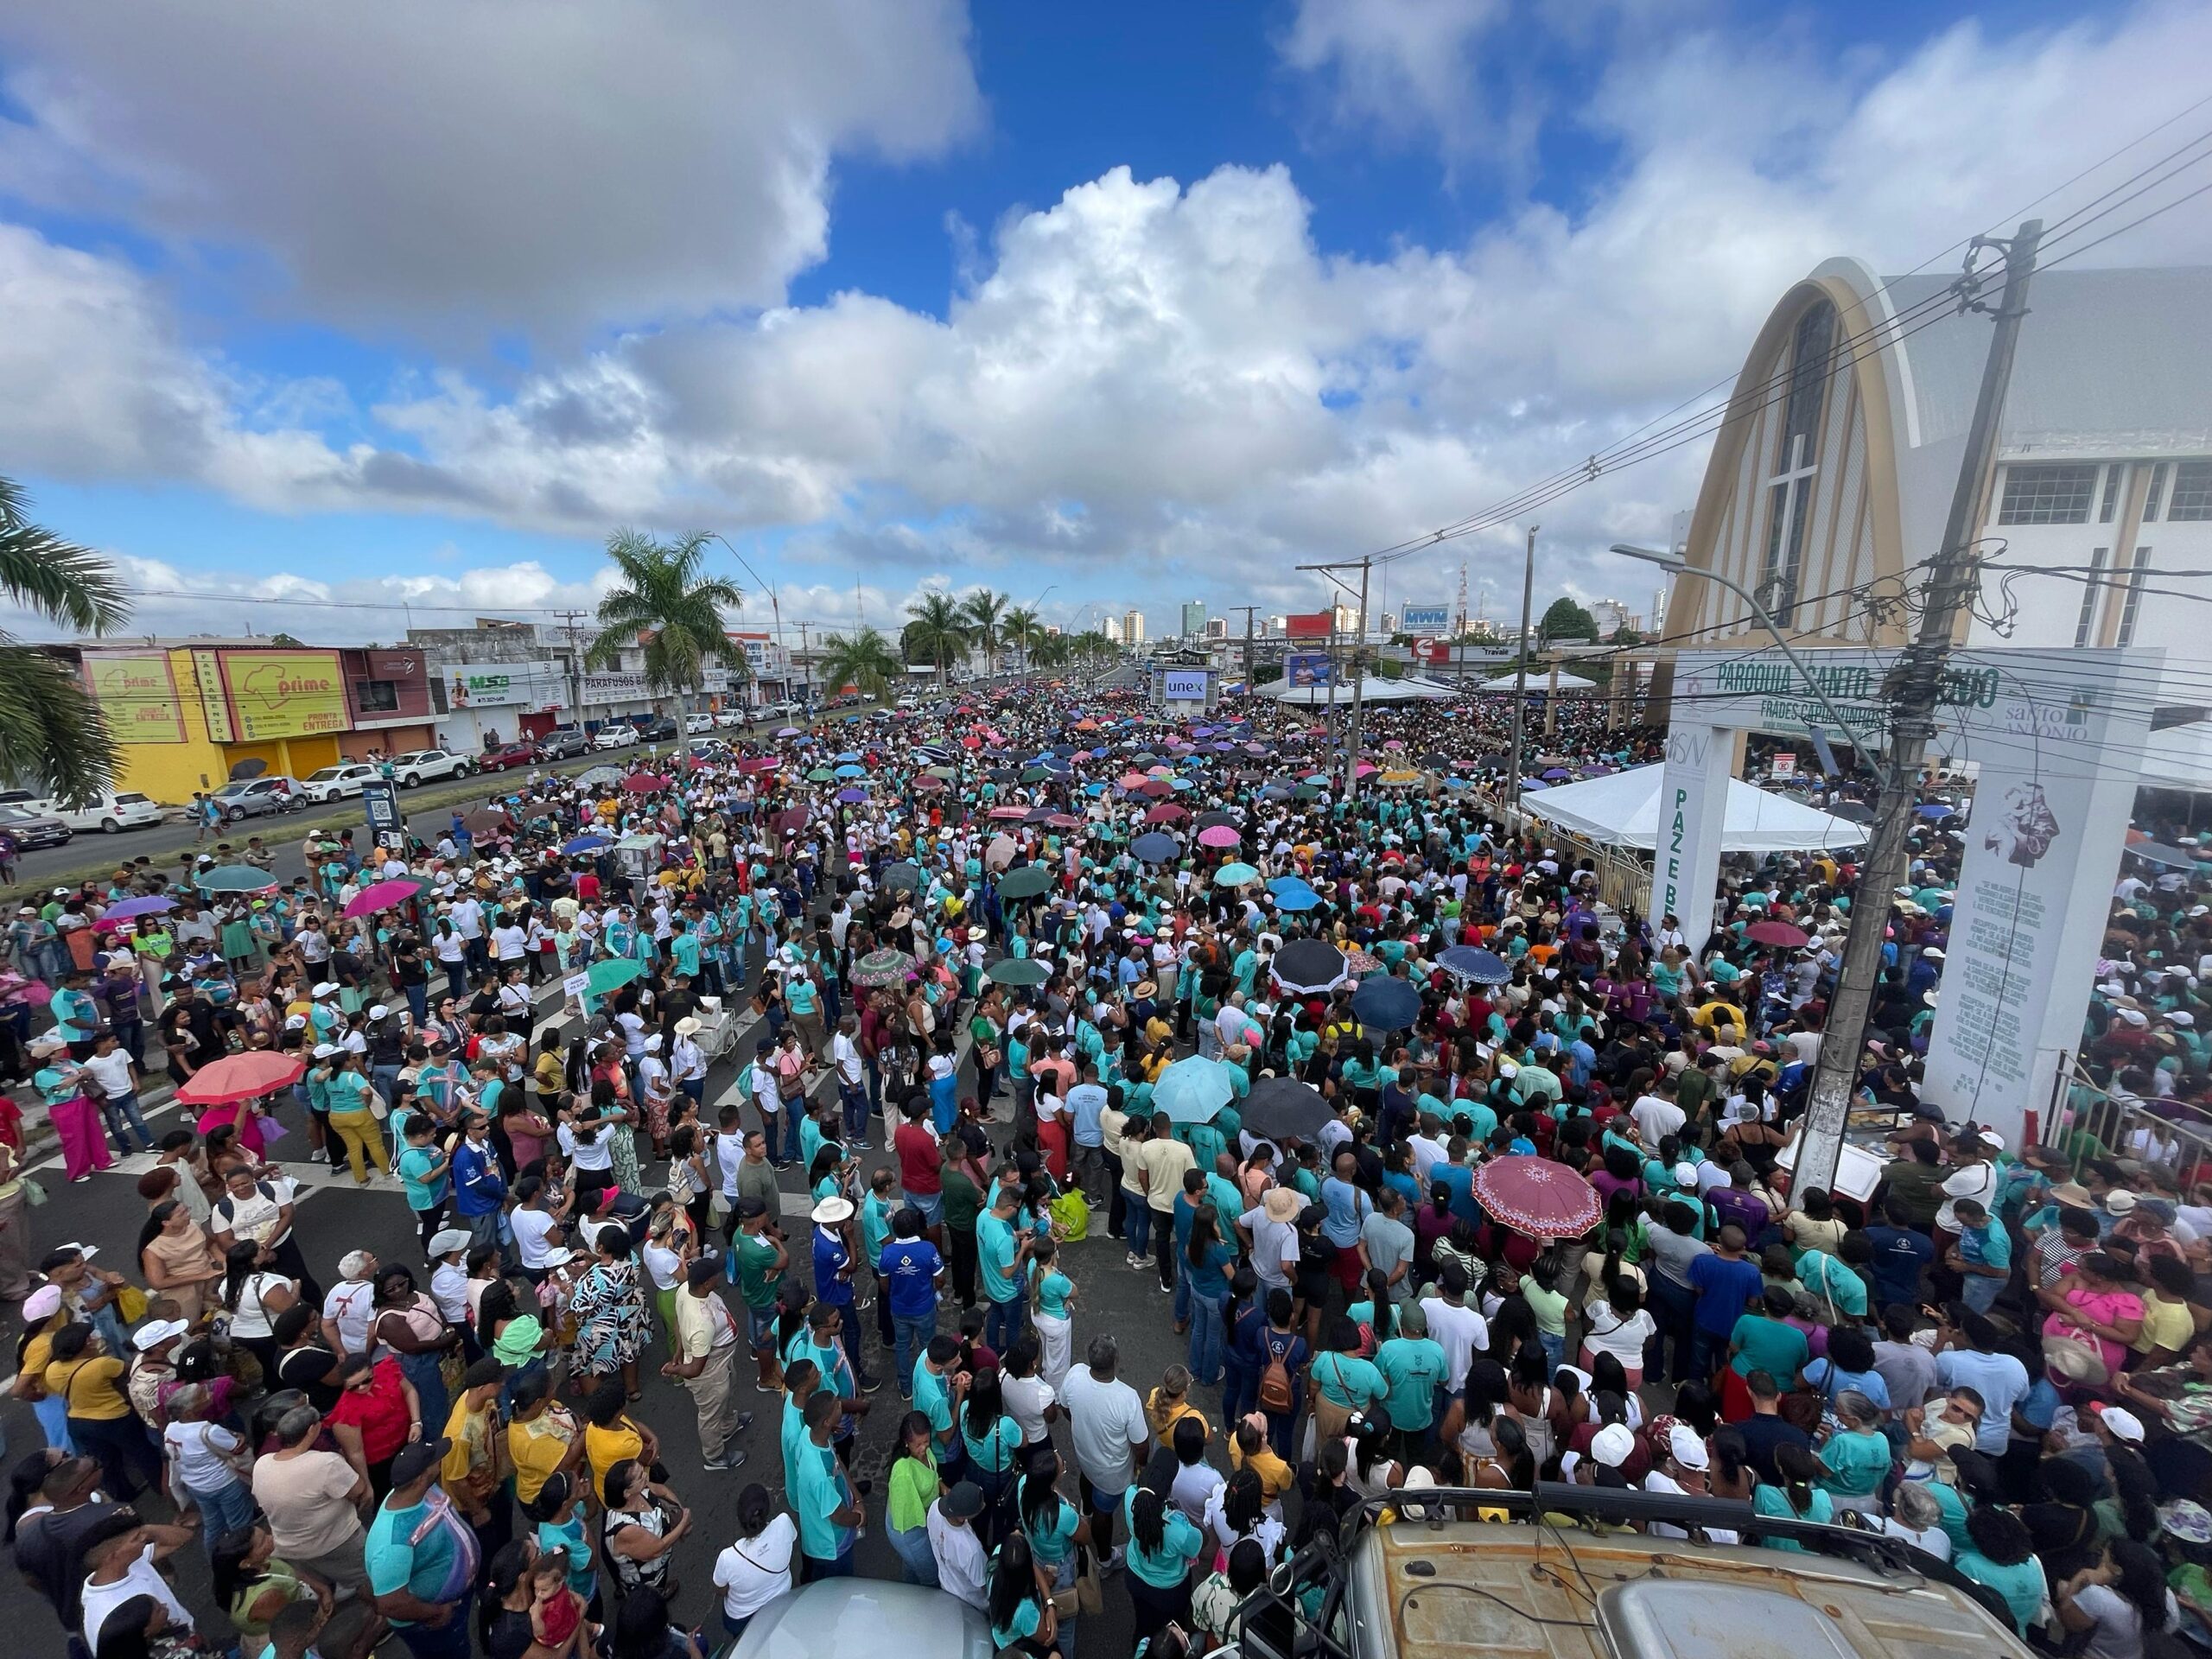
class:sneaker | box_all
[703,1449,746,1471]
[732,1411,755,1434]
[1099,1548,1124,1574]
[861,1374,883,1394]
[1124,1252,1145,1269]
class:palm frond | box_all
[0,477,130,635]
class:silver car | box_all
[720,1580,992,1659]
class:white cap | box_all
[1668,1424,1709,1471]
[312,1043,338,1059]
[369,1004,390,1020]
[2101,1407,2146,1444]
[283,1014,308,1031]
[133,1318,189,1351]
[312,981,338,997]
[1591,1423,1637,1467]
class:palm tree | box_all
[1001,606,1045,673]
[958,588,1010,676]
[816,626,903,703]
[902,592,972,687]
[0,477,128,798]
[583,529,745,741]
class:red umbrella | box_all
[1470,1157,1602,1240]
[621,773,671,794]
[1144,802,1189,823]
[1044,813,1083,829]
[175,1051,306,1107]
[1746,919,1810,948]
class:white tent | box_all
[1479,670,1597,692]
[1518,763,1867,852]
[1264,673,1455,705]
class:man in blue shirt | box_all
[809,1197,878,1393]
[1863,1198,1936,1309]
[1686,1224,1764,1381]
[878,1209,945,1395]
[448,1112,507,1257]
[1319,1149,1373,1295]
[1066,1062,1110,1205]
[976,1176,1032,1356]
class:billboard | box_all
[1284,652,1333,689]
[582,671,652,704]
[82,652,187,744]
[1401,603,1451,632]
[219,650,348,741]
[1160,671,1209,702]
[1284,611,1334,639]
[445,663,561,709]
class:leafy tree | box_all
[0,478,128,798]
[1001,607,1046,671]
[269,632,306,648]
[817,626,903,702]
[958,588,1010,671]
[902,592,972,685]
[1536,597,1599,644]
[582,530,745,735]
[1611,626,1645,646]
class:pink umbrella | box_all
[737,757,779,773]
[1470,1157,1602,1240]
[1197,824,1241,849]
[343,878,425,918]
[621,773,671,794]
[988,804,1030,820]
[1118,772,1149,789]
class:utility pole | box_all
[554,608,588,722]
[1343,557,1372,800]
[1506,526,1537,822]
[1221,606,1259,695]
[1796,219,2043,1196]
[793,620,815,721]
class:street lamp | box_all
[1020,583,1058,677]
[704,531,782,711]
[1610,543,1891,786]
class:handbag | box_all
[367,1087,390,1122]
[1052,1543,1103,1619]
[114,1283,149,1324]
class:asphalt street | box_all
[0,1027,1185,1659]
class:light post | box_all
[1608,544,1891,780]
[1021,582,1057,678]
[705,531,782,713]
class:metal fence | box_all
[2039,1057,2212,1182]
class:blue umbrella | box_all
[836,752,861,763]
[834,764,867,779]
[836,788,868,803]
[1268,875,1321,912]
[1351,976,1423,1032]
[1916,803,1955,818]
[561,834,611,855]
[1154,1055,1234,1124]
[1131,831,1180,863]
[1438,945,1512,985]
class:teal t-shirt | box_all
[1728,1313,1809,1381]
[960,1411,1021,1475]
[977,1211,1023,1305]
[1122,1490,1205,1588]
[396,1145,447,1211]
[1817,1428,1891,1497]
[364,1497,467,1625]
[1038,1270,1074,1319]
[786,977,820,1018]
[1311,1351,1385,1411]
[1751,1483,1833,1550]
[671,934,702,977]
[913,1362,956,1446]
[791,1436,855,1561]
[1374,1336,1449,1430]
[1022,1495,1080,1566]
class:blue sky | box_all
[0,0,2203,645]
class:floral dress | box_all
[568,1255,649,1376]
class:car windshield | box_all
[306,767,346,781]
[116,794,150,805]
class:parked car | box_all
[0,790,162,833]
[590,722,637,751]
[213,777,305,820]
[683,712,717,734]
[0,804,72,849]
[389,748,473,785]
[298,762,382,803]
[711,708,746,728]
[632,715,679,742]
[724,1579,989,1659]
[535,726,591,760]
[476,741,539,772]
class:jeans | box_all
[372,1064,403,1111]
[99,1090,152,1153]
[1221,1353,1253,1425]
[985,1294,1026,1355]
[771,1103,803,1164]
[893,1312,936,1396]
[1647,1275,1698,1386]
[71,1412,160,1500]
[887,1520,939,1586]
[840,1082,869,1143]
[1188,1290,1227,1386]
[183,1475,257,1556]
[1125,1203,1152,1260]
[1539,1330,1565,1375]
[395,1592,475,1659]
[404,982,429,1025]
[1688,1325,1729,1387]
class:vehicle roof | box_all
[732,1577,990,1659]
[1354,1518,2028,1659]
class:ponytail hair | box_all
[1773,1441,1819,1517]
[1129,1486,1167,1556]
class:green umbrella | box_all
[995,867,1053,899]
[925,765,958,779]
[1020,766,1052,784]
[806,767,836,782]
[585,957,646,995]
[1214,861,1261,887]
[988,957,1050,987]
[196,865,278,893]
[1154,1055,1233,1123]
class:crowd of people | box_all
[2,677,2210,1659]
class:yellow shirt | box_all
[508,1409,579,1507]
[48,1354,131,1421]
[584,1418,645,1497]
[2141,1291,2196,1357]
[18,1325,58,1399]
[1230,1436,1295,1508]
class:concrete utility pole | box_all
[1222,605,1260,691]
[1795,219,2043,1197]
[1506,526,1537,822]
[555,609,588,720]
[1343,557,1372,800]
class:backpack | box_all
[1258,1336,1295,1414]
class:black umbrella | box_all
[1195,810,1237,830]
[880,860,922,893]
[1241,1076,1332,1141]
[1273,938,1349,995]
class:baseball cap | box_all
[1591,1423,1637,1467]
[389,1439,451,1487]
[1668,1424,1709,1470]
[940,1481,985,1521]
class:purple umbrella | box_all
[836,787,868,803]
[100,895,175,921]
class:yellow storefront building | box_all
[81,645,353,804]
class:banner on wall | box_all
[217,650,348,741]
[82,652,187,744]
[582,671,652,704]
[447,663,565,709]
[1284,652,1333,689]
[1401,604,1451,632]
[191,649,236,742]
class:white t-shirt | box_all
[560,1122,613,1172]
[1419,1295,1490,1392]
[512,1205,562,1269]
[1170,1456,1225,1524]
[322,1279,378,1355]
[713,1513,798,1618]
[80,1049,137,1098]
[224,1271,291,1340]
[1630,1095,1686,1144]
[163,1420,245,1491]
[82,1544,195,1650]
[1059,1365,1149,1491]
[1239,1208,1300,1289]
[1002,1371,1058,1445]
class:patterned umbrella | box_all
[851,948,916,988]
[1437,945,1512,985]
[195,865,279,893]
[1470,1157,1602,1240]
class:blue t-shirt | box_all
[1375,1336,1449,1430]
[1319,1176,1370,1248]
[977,1211,1023,1305]
[365,1495,476,1625]
[1688,1252,1764,1337]
[878,1238,943,1320]
[811,1226,855,1306]
[1122,1490,1206,1588]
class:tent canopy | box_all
[1264,673,1454,705]
[1518,763,1868,852]
[1480,670,1597,692]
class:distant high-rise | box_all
[1179,600,1207,638]
[1100,614,1123,645]
[1122,608,1147,645]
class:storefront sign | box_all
[219,649,348,741]
[82,652,187,744]
[582,671,652,704]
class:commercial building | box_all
[1662,258,2212,784]
[1179,600,1208,638]
[1122,608,1147,645]
[77,641,435,803]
